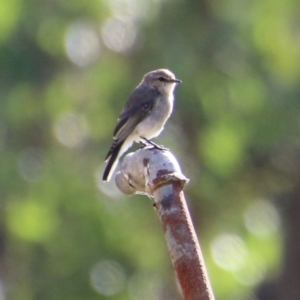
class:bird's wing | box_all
[113,86,160,141]
[104,86,159,162]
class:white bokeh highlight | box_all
[105,0,161,22]
[90,260,126,296]
[244,200,281,237]
[234,256,267,286]
[54,113,88,148]
[128,271,164,300]
[101,18,137,53]
[65,22,101,67]
[211,233,248,272]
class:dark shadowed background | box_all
[1,0,300,299]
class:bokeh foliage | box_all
[1,0,300,299]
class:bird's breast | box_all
[133,94,174,140]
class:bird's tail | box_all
[102,141,123,182]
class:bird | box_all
[102,69,182,182]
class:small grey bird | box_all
[102,69,181,182]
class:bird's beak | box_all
[172,78,182,83]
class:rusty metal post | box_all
[153,182,214,300]
[115,147,215,300]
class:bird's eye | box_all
[158,77,165,82]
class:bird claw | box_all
[140,137,169,151]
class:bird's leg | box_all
[140,137,169,151]
[139,138,148,148]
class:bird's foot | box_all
[140,137,169,151]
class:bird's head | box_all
[142,69,182,94]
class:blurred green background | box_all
[1,0,300,299]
